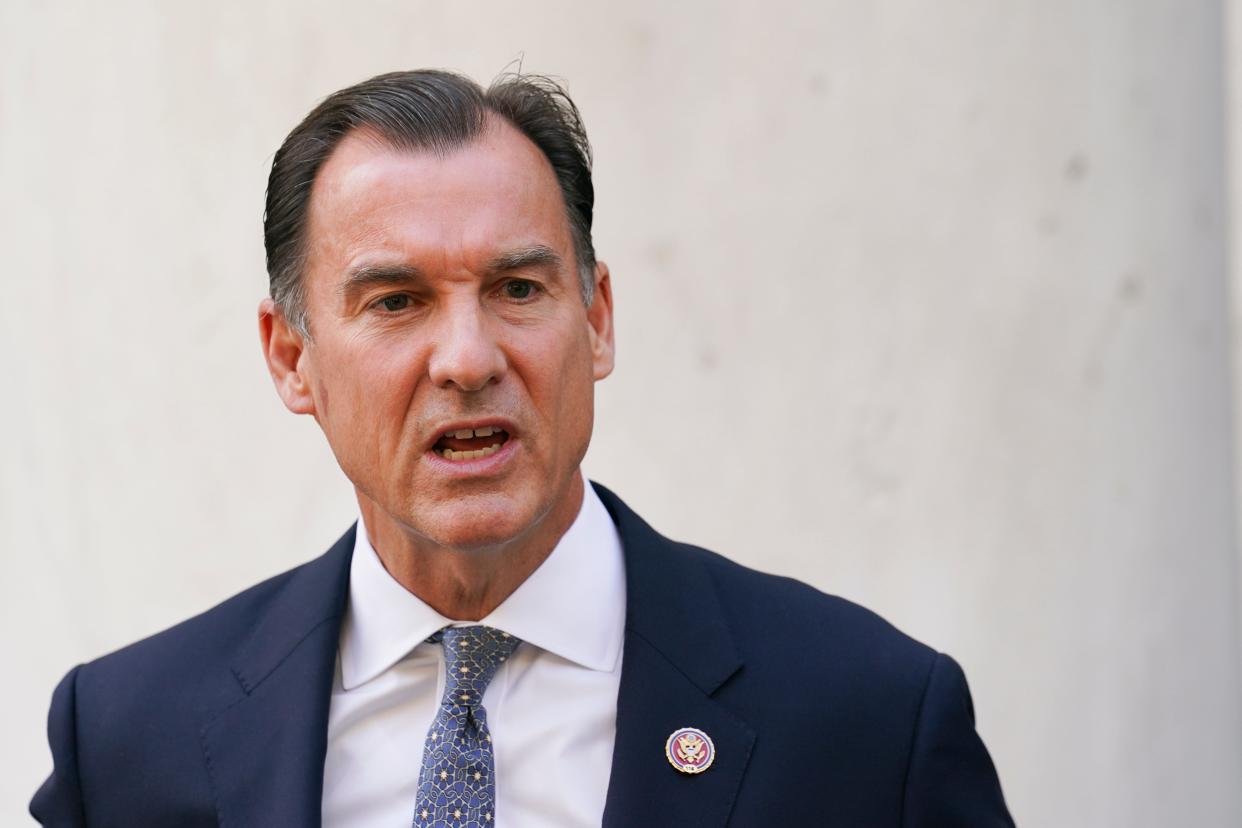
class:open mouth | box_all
[432,425,511,461]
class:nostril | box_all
[426,326,506,392]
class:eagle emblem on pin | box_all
[665,726,715,774]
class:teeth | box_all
[444,426,504,440]
[441,442,503,461]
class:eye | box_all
[377,294,411,312]
[503,279,538,300]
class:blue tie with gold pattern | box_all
[413,625,521,827]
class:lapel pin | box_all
[665,726,715,774]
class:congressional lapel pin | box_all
[665,726,715,774]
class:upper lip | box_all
[425,417,517,449]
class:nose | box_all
[427,298,507,392]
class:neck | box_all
[357,473,586,620]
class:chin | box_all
[412,494,541,552]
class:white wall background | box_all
[4,1,1242,825]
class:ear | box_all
[586,261,615,381]
[258,297,317,416]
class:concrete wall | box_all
[3,1,1240,824]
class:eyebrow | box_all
[485,244,563,274]
[338,263,424,301]
[339,245,565,301]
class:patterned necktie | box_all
[413,625,521,828]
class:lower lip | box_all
[424,436,519,476]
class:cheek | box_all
[526,327,597,438]
[310,374,331,419]
[315,339,423,438]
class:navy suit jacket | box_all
[32,483,1014,826]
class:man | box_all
[32,70,1014,827]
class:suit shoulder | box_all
[84,562,296,676]
[74,527,354,701]
[680,541,938,677]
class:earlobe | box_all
[258,298,317,416]
[587,262,616,381]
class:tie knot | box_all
[431,625,521,709]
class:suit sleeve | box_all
[901,653,1015,828]
[30,665,88,827]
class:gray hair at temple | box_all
[263,69,597,336]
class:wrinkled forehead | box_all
[303,118,573,276]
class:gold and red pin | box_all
[665,726,715,774]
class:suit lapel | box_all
[196,490,754,826]
[200,527,355,827]
[595,484,755,828]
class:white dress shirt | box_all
[322,482,626,828]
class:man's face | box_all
[264,119,614,552]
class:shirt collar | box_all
[339,480,626,691]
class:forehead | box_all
[305,118,571,273]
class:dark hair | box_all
[263,69,596,335]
